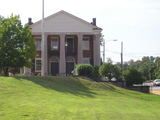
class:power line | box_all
[106,49,160,56]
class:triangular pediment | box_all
[31,10,102,33]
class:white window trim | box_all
[34,36,41,51]
[35,58,41,72]
[82,36,90,50]
[35,39,41,51]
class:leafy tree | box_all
[99,63,121,80]
[106,58,113,64]
[113,65,121,80]
[99,63,112,80]
[139,56,156,80]
[0,15,36,76]
[124,67,145,87]
[100,33,104,46]
[123,56,158,81]
[155,57,160,78]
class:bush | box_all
[124,67,145,87]
[93,66,100,78]
[99,63,111,78]
[76,64,94,77]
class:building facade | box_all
[25,10,102,76]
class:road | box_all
[150,86,160,95]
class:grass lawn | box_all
[0,76,160,120]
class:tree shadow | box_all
[14,76,96,98]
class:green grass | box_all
[0,76,160,120]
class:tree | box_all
[100,33,104,46]
[123,56,158,81]
[155,57,160,78]
[0,15,36,76]
[112,65,121,81]
[124,67,145,87]
[99,63,121,81]
[139,56,156,80]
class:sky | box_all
[0,0,160,63]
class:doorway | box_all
[51,62,59,76]
[66,62,74,75]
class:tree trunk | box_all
[3,67,9,76]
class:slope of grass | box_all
[0,76,160,120]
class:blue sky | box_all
[0,0,160,63]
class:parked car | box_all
[111,77,117,82]
[143,80,154,86]
[153,79,160,86]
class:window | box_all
[51,40,59,50]
[35,58,41,72]
[82,36,90,50]
[66,37,74,52]
[35,39,41,51]
[50,36,59,50]
[83,58,90,64]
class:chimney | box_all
[28,18,33,25]
[92,18,96,26]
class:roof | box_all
[31,10,102,31]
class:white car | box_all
[143,81,154,86]
[153,79,160,86]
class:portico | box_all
[26,10,102,76]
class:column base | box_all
[59,73,66,76]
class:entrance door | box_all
[66,62,74,75]
[66,36,75,55]
[51,62,59,76]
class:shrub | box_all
[99,63,111,77]
[76,64,94,77]
[124,67,145,87]
[93,66,100,78]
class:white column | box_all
[77,33,83,64]
[41,0,46,76]
[93,34,101,66]
[41,34,48,76]
[59,33,66,75]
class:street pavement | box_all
[150,86,160,95]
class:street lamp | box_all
[103,39,117,62]
[104,39,124,80]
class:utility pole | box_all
[103,38,105,63]
[121,41,123,80]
